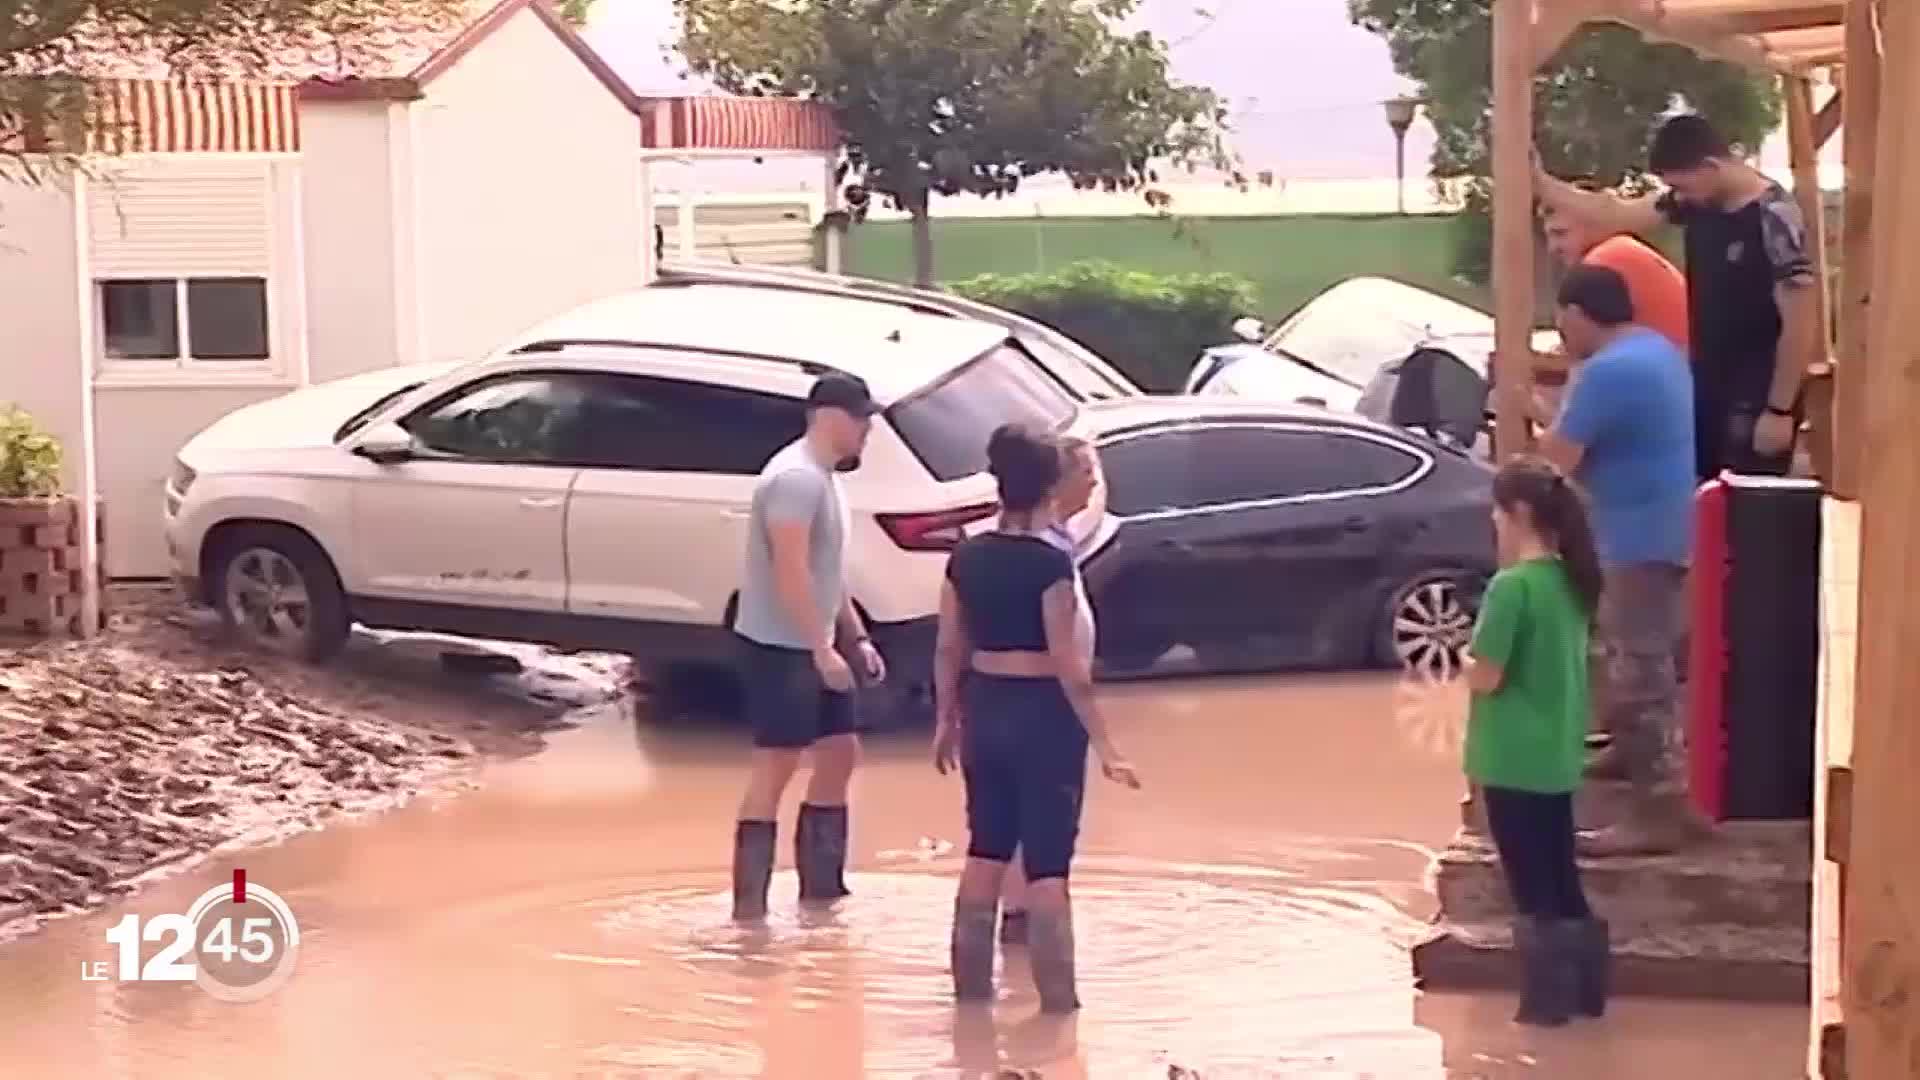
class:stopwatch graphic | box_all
[185,870,302,1002]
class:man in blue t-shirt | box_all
[1541,264,1711,856]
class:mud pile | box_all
[0,644,474,933]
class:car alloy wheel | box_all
[221,546,316,657]
[1390,574,1474,679]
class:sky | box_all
[582,0,1436,182]
[580,0,1815,190]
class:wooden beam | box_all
[1532,0,1594,67]
[1664,0,1845,35]
[1651,0,1839,15]
[1786,75,1832,347]
[1764,24,1849,62]
[1844,2,1920,1077]
[1601,0,1804,71]
[1815,87,1844,147]
[1492,0,1535,461]
[1829,0,1878,499]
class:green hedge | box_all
[949,261,1258,393]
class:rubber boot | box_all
[1000,910,1030,946]
[795,803,851,902]
[952,898,999,1003]
[1026,909,1082,1014]
[1511,916,1573,1027]
[1568,916,1610,1019]
[731,820,777,921]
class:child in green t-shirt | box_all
[1464,456,1609,1027]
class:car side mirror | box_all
[352,421,416,465]
[1231,317,1265,343]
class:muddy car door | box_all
[562,371,808,641]
[350,372,582,610]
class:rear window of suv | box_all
[887,342,1078,482]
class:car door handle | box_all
[520,495,564,510]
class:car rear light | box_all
[876,502,998,552]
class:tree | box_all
[1348,0,1779,282]
[2,0,467,184]
[677,0,1226,286]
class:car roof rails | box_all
[510,338,838,378]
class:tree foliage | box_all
[2,0,467,182]
[676,0,1227,284]
[1348,0,1780,281]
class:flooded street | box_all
[0,672,1805,1078]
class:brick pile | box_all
[0,499,86,638]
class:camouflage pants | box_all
[1594,563,1690,802]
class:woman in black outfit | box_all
[934,424,1141,1014]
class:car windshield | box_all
[1267,280,1493,389]
[887,342,1079,482]
[334,383,425,443]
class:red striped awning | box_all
[642,96,838,153]
[87,79,300,154]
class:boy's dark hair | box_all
[1556,264,1636,326]
[1648,113,1732,173]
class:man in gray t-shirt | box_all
[730,373,887,921]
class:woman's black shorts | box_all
[960,673,1089,881]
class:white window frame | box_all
[95,274,277,378]
[85,157,305,391]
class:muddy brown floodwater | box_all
[0,668,1806,1078]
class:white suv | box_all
[164,284,1111,728]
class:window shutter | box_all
[87,165,273,277]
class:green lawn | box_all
[845,213,1490,323]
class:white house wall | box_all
[87,157,305,579]
[412,7,644,365]
[0,178,91,496]
[298,99,411,384]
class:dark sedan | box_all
[1081,408,1496,679]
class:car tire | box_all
[1376,568,1476,678]
[207,524,351,664]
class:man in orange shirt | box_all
[1544,207,1691,355]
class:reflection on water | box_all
[0,673,1805,1078]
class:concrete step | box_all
[1430,822,1812,934]
[1410,916,1809,1003]
[1458,780,1638,832]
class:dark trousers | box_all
[959,674,1089,882]
[1697,399,1794,482]
[1483,787,1592,919]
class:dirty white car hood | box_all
[182,363,461,457]
[1190,276,1559,405]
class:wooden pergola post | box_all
[1831,0,1879,499]
[1845,0,1920,1073]
[1490,0,1536,460]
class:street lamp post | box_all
[1384,96,1420,215]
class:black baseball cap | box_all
[806,372,880,417]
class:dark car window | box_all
[1186,427,1421,506]
[1098,431,1196,516]
[571,374,807,475]
[1102,424,1422,516]
[888,342,1078,482]
[403,374,592,464]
